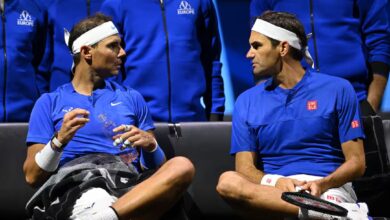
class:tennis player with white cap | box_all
[217,11,369,220]
[23,13,194,220]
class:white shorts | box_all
[69,187,118,220]
[288,174,357,204]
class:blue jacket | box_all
[45,0,104,91]
[101,0,225,122]
[250,0,390,101]
[0,0,49,122]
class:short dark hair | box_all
[68,13,112,67]
[256,11,307,61]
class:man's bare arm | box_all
[302,139,365,196]
[235,151,264,183]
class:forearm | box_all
[23,144,53,188]
[320,145,365,191]
[235,152,264,183]
[322,161,363,191]
[367,73,387,111]
[236,164,265,184]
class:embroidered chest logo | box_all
[306,100,318,111]
[17,10,34,27]
[351,120,360,128]
[110,101,122,107]
[177,0,195,15]
[62,107,74,113]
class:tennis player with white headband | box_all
[217,11,368,219]
[24,13,194,220]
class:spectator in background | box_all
[217,11,367,220]
[44,0,104,91]
[36,0,53,9]
[23,13,194,219]
[0,0,49,122]
[101,0,225,123]
[250,0,390,115]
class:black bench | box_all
[0,122,235,219]
[1,121,389,218]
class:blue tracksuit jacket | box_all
[0,0,49,122]
[45,0,104,91]
[101,0,225,122]
[250,0,390,102]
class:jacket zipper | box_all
[86,0,91,16]
[309,0,320,71]
[1,7,6,121]
[160,0,172,122]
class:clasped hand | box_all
[112,124,156,151]
[276,177,325,197]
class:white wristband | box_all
[51,136,63,148]
[35,141,62,172]
[260,174,284,186]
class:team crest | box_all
[177,0,195,15]
[17,10,34,27]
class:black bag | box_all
[361,115,390,176]
[353,115,390,217]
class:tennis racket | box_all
[281,191,348,217]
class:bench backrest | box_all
[3,120,390,218]
[157,122,234,216]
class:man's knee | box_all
[165,156,195,186]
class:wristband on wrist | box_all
[140,139,166,169]
[260,174,284,186]
[35,141,62,172]
[50,132,65,152]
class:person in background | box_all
[23,13,194,219]
[44,0,105,91]
[0,0,49,122]
[250,0,390,115]
[217,11,368,220]
[100,0,225,122]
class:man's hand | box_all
[367,73,387,112]
[57,108,90,145]
[275,177,306,192]
[300,179,326,197]
[112,125,156,151]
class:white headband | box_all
[64,21,119,54]
[251,19,314,67]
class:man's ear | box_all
[80,45,92,60]
[279,41,290,57]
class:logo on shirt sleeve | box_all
[351,120,360,128]
[307,100,318,111]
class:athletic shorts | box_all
[288,174,357,204]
